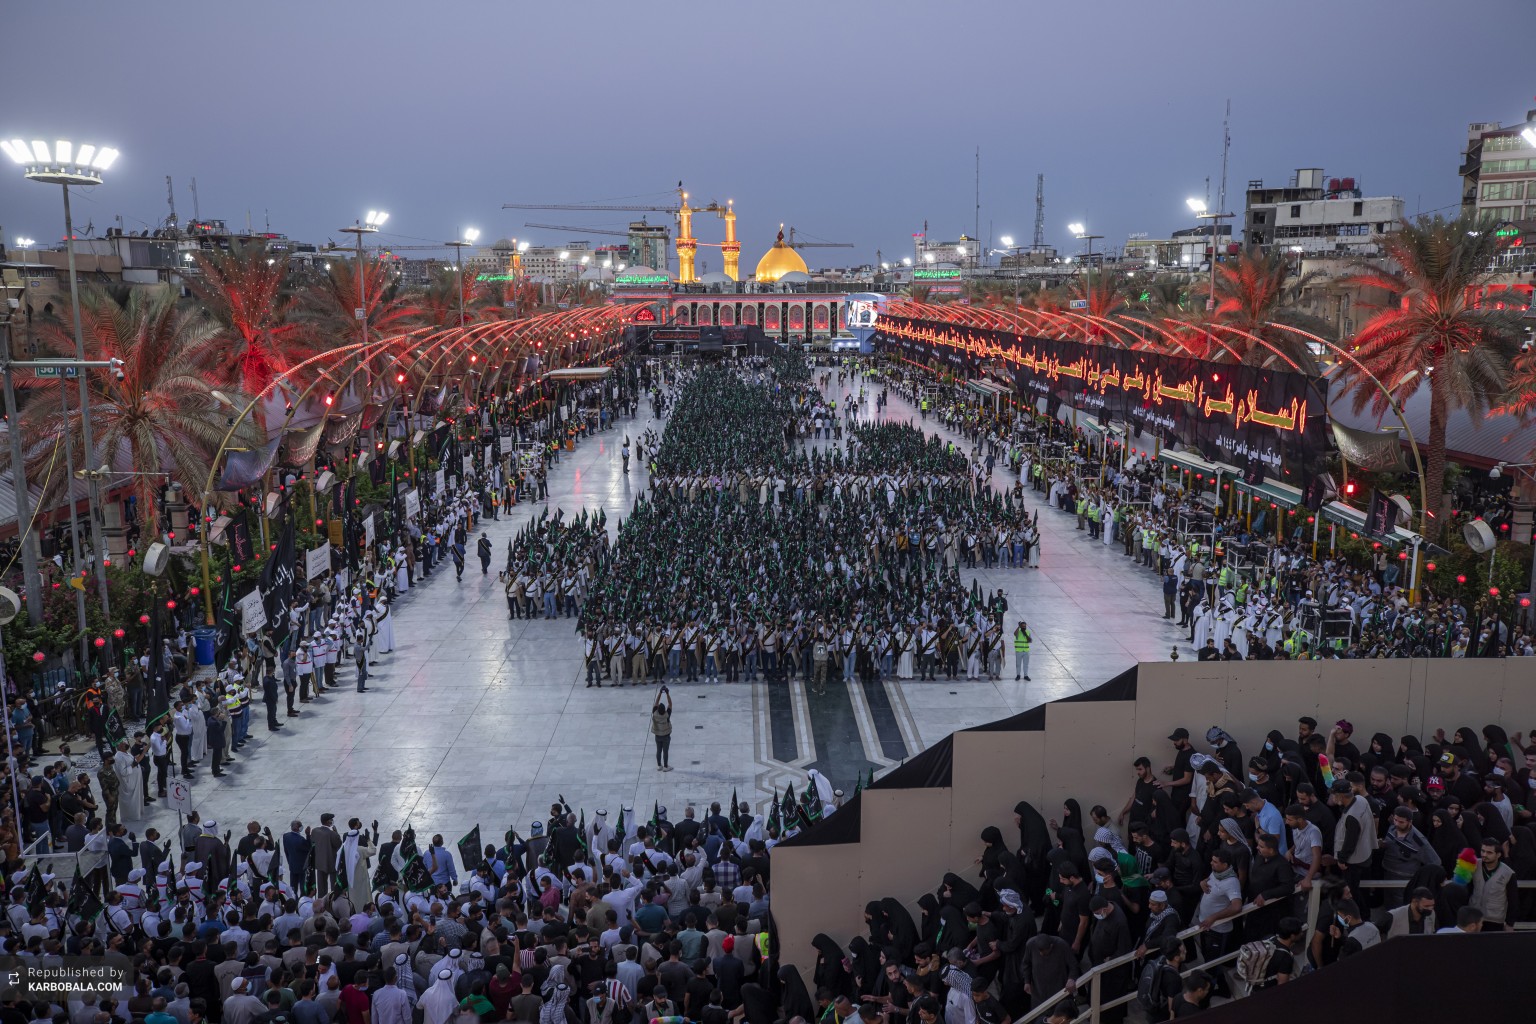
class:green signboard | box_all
[912,268,962,280]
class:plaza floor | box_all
[111,367,1187,856]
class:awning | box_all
[1157,448,1240,478]
[542,367,613,382]
[1232,477,1304,510]
[1318,499,1421,546]
[966,379,1010,399]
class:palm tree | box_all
[1205,247,1327,370]
[1341,214,1525,539]
[298,258,420,348]
[414,266,480,329]
[15,285,264,535]
[185,241,306,394]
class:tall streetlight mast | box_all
[2,138,120,647]
[339,210,389,351]
[1186,197,1233,312]
[446,227,480,330]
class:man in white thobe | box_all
[114,743,144,823]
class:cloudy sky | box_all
[3,0,1529,270]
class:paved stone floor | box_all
[110,366,1188,861]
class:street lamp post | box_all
[446,227,480,330]
[1186,198,1234,312]
[996,236,1024,305]
[339,210,388,351]
[2,138,120,650]
[1067,223,1104,281]
[1,237,41,623]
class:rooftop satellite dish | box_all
[0,586,19,626]
[142,542,170,577]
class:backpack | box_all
[1136,957,1176,1013]
[1234,938,1279,985]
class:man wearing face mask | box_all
[1084,896,1132,1021]
[1247,757,1285,810]
[1205,727,1243,777]
[1329,899,1379,958]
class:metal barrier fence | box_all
[1022,877,1536,1024]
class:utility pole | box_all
[0,230,42,624]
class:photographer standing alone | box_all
[651,686,673,772]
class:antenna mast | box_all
[1218,100,1231,218]
[1032,174,1045,249]
[974,146,981,268]
[190,178,201,222]
[164,176,178,231]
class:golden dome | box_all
[754,228,808,283]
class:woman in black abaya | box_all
[777,965,814,1023]
[1013,800,1054,915]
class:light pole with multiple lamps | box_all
[994,235,1025,304]
[446,227,480,329]
[1,137,120,650]
[339,210,389,351]
[1186,197,1234,312]
[1066,223,1104,293]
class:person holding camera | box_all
[651,686,673,772]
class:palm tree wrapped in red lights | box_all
[6,285,265,537]
[185,241,308,398]
[1340,214,1524,540]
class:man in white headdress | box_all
[806,770,836,818]
[590,809,615,857]
[339,818,377,912]
[1191,597,1215,652]
[420,968,458,1024]
[113,741,144,823]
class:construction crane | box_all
[503,184,736,282]
[522,222,632,238]
[785,227,853,250]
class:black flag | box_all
[262,504,297,648]
[457,826,484,872]
[24,864,46,916]
[400,856,432,893]
[67,865,101,922]
[213,557,241,671]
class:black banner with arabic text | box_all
[878,316,1329,479]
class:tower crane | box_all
[502,184,737,283]
[785,227,853,250]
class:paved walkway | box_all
[107,363,1187,854]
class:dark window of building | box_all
[1353,201,1363,216]
[1290,205,1301,218]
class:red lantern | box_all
[1425,561,1437,572]
[32,651,45,663]
[1456,574,1467,584]
[166,599,177,610]
[1521,597,1532,608]
[1490,587,1501,597]
[93,637,106,648]
[113,628,125,639]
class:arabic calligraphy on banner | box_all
[877,315,1329,474]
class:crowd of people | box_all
[878,365,1535,662]
[576,360,1044,689]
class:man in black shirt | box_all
[969,975,1009,1024]
[1173,972,1210,1018]
[1163,730,1195,816]
[1055,865,1090,955]
[1252,918,1307,989]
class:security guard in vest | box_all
[1013,622,1032,681]
[222,684,241,761]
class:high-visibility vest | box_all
[1014,630,1031,652]
[224,692,241,713]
